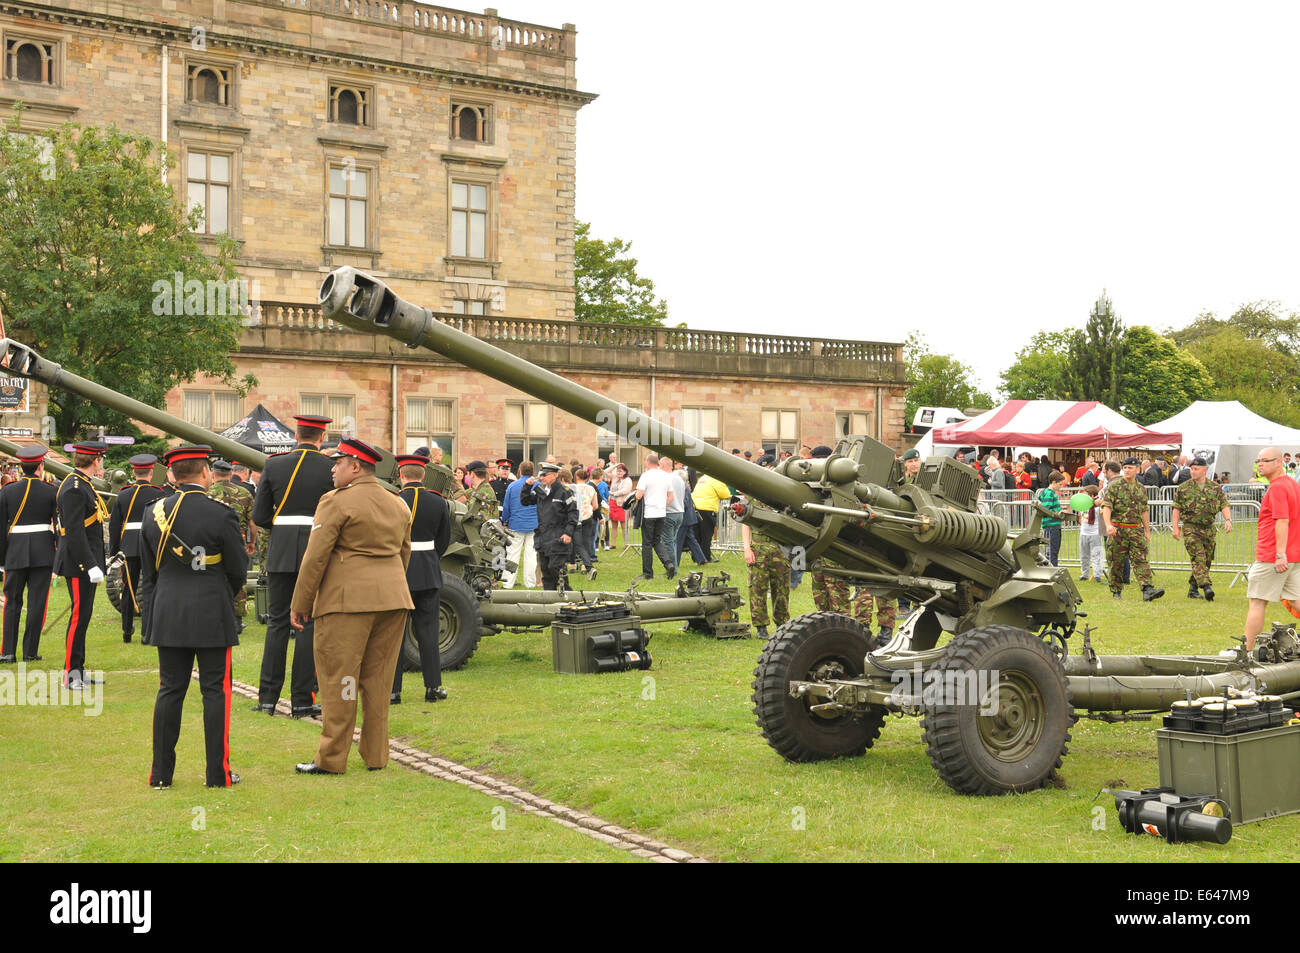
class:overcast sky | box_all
[494,0,1300,393]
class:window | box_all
[299,394,355,441]
[762,409,799,455]
[681,407,721,447]
[186,64,231,106]
[505,401,550,466]
[405,397,455,458]
[452,299,486,315]
[329,84,372,126]
[186,151,230,235]
[5,37,57,85]
[835,411,872,441]
[183,391,241,432]
[450,180,489,259]
[450,103,490,142]
[327,162,370,248]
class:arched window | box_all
[451,103,490,142]
[329,85,370,126]
[186,64,230,106]
[5,38,56,85]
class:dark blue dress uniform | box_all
[390,456,451,702]
[250,421,335,715]
[108,454,167,643]
[139,446,249,788]
[53,443,109,686]
[0,446,59,662]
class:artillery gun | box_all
[0,338,742,669]
[317,266,1300,796]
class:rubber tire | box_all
[921,624,1072,796]
[105,560,124,613]
[400,574,483,672]
[752,611,885,762]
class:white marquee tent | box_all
[1149,401,1300,481]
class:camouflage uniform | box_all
[1101,477,1155,594]
[1173,478,1228,587]
[458,481,501,522]
[746,502,790,629]
[852,588,897,632]
[811,555,850,613]
[209,479,254,617]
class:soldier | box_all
[520,462,578,591]
[852,587,897,642]
[230,461,255,492]
[743,455,790,638]
[108,453,167,643]
[54,440,110,688]
[1172,456,1233,601]
[455,460,501,521]
[139,445,248,789]
[0,445,59,663]
[1100,456,1165,601]
[489,458,513,507]
[208,459,256,630]
[390,453,451,705]
[899,448,921,484]
[291,437,415,775]
[806,448,850,614]
[251,414,335,717]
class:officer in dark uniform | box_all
[139,445,248,789]
[108,453,167,643]
[490,459,513,507]
[390,453,451,705]
[0,445,59,663]
[54,440,109,688]
[520,462,579,591]
[251,414,335,717]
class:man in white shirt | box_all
[660,455,688,579]
[635,452,675,580]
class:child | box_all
[1037,470,1066,566]
[1077,484,1105,582]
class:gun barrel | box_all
[317,267,816,510]
[0,434,115,498]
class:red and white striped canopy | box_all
[931,400,1182,450]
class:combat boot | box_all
[1142,585,1165,602]
[876,627,893,645]
[755,625,769,639]
[1203,583,1215,602]
[1188,581,1202,599]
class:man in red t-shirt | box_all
[1245,447,1300,650]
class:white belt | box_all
[410,540,437,551]
[273,515,314,526]
[8,524,53,535]
[123,521,142,531]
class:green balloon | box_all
[1069,492,1093,513]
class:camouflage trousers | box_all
[1182,524,1218,587]
[233,583,247,618]
[255,532,268,572]
[811,557,850,613]
[852,589,897,631]
[748,547,791,628]
[1107,525,1155,593]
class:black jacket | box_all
[251,444,335,573]
[139,484,248,648]
[519,479,579,557]
[109,480,168,558]
[0,476,58,569]
[401,483,450,592]
[54,472,107,576]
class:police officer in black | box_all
[520,462,579,591]
[390,453,452,705]
[54,440,109,688]
[140,445,248,788]
[251,414,334,717]
[108,453,167,643]
[0,445,58,663]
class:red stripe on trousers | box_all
[222,647,233,785]
[63,577,80,678]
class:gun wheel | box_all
[752,612,885,762]
[921,625,1072,795]
[401,574,483,672]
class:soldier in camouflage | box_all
[208,459,256,626]
[1100,456,1164,602]
[454,460,501,522]
[742,461,789,638]
[852,587,897,639]
[1171,456,1232,601]
[811,555,850,613]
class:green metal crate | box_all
[1157,722,1300,824]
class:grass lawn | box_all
[3,546,1297,862]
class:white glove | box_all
[87,567,105,585]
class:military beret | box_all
[743,450,753,458]
[413,446,431,459]
[465,460,488,474]
[1122,456,1140,466]
[810,445,833,458]
[902,449,921,461]
[212,459,233,473]
[1191,457,1210,467]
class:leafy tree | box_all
[573,221,668,326]
[1066,291,1125,404]
[904,332,994,427]
[0,112,253,443]
[1115,326,1214,424]
[999,330,1078,400]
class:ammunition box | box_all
[551,603,651,674]
[254,578,269,625]
[1157,722,1300,824]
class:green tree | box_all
[904,332,994,427]
[0,113,253,442]
[999,330,1079,400]
[573,221,668,326]
[1066,291,1125,404]
[1115,326,1214,424]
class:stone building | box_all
[0,0,905,467]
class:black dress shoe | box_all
[122,631,133,643]
[425,686,448,702]
[390,693,401,705]
[24,654,41,662]
[209,772,242,788]
[149,778,171,790]
[295,762,339,775]
[250,702,276,715]
[367,765,385,771]
[291,705,322,719]
[0,654,15,664]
